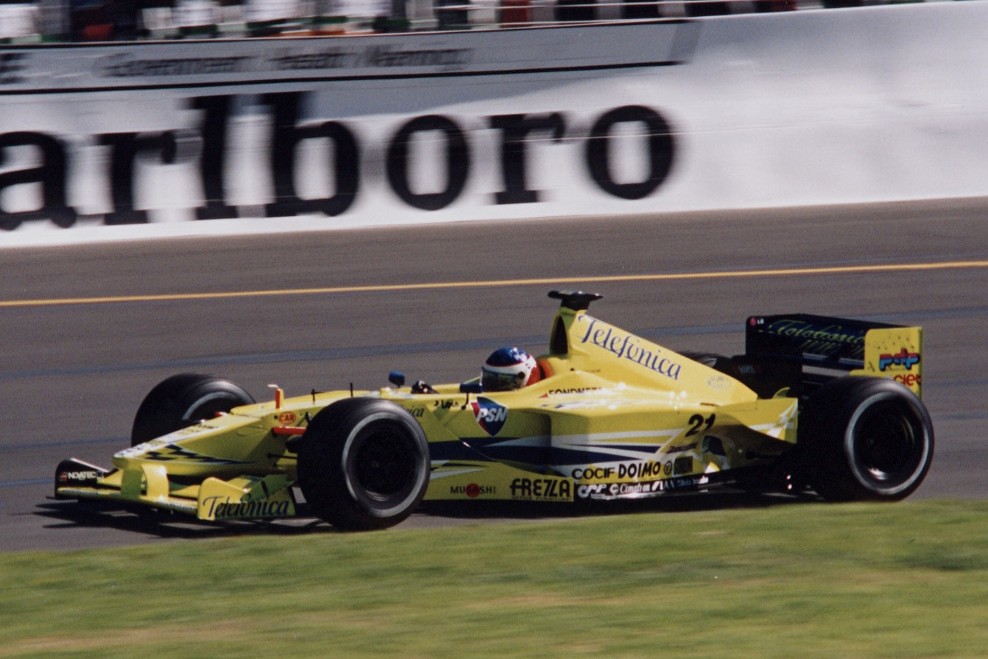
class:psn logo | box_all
[471,397,508,436]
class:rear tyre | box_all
[799,377,933,501]
[297,398,430,531]
[131,373,255,446]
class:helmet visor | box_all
[482,368,524,392]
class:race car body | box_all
[55,290,933,530]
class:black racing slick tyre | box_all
[799,376,934,502]
[130,373,255,446]
[297,398,430,531]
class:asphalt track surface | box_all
[2,199,986,553]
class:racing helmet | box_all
[482,347,539,391]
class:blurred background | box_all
[0,0,944,43]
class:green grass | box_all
[5,501,988,657]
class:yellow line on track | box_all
[2,260,986,309]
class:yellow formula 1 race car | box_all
[55,291,934,531]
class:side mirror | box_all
[459,382,482,394]
[389,371,406,388]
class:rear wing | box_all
[745,314,923,397]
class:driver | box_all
[481,347,542,391]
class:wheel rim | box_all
[848,396,929,492]
[352,423,418,501]
[342,414,427,516]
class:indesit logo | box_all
[471,397,508,436]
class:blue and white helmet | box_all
[482,347,538,391]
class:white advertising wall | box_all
[1,2,986,244]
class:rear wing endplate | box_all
[745,314,923,397]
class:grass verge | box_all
[4,500,988,657]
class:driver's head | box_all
[482,347,539,391]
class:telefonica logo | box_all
[578,317,681,380]
[766,319,863,346]
[201,496,292,519]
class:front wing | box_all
[55,458,299,521]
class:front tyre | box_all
[298,398,430,531]
[800,377,934,501]
[131,373,255,446]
